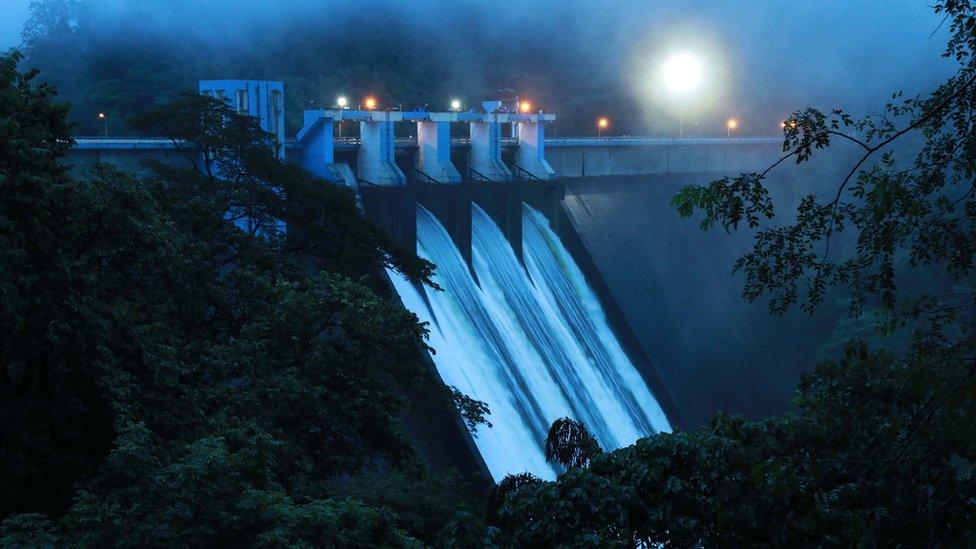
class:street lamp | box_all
[450,99,461,111]
[727,118,738,138]
[363,96,377,110]
[661,53,702,138]
[336,96,349,109]
[97,112,108,137]
[519,100,532,113]
[597,117,609,137]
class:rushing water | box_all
[388,202,670,480]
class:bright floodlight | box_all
[337,96,349,108]
[727,118,738,129]
[364,96,377,110]
[662,53,702,93]
[97,112,106,120]
[519,100,532,113]
[598,117,609,128]
[450,99,461,111]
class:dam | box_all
[67,79,804,480]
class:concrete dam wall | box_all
[559,174,839,426]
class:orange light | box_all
[727,118,738,129]
[364,97,377,110]
[519,100,532,113]
[598,117,609,129]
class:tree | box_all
[128,92,435,284]
[543,417,602,470]
[496,1,976,545]
[0,51,478,545]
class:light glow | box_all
[450,99,461,111]
[364,96,377,110]
[519,100,532,113]
[598,117,609,128]
[727,118,738,129]
[97,112,106,119]
[337,96,349,108]
[661,53,702,93]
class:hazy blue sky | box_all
[0,1,30,50]
[0,0,957,134]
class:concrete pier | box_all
[294,111,337,181]
[468,116,513,182]
[514,118,556,180]
[416,116,462,183]
[358,112,406,186]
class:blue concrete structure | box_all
[67,78,783,183]
[199,80,286,159]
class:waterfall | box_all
[388,202,670,481]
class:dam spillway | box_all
[389,202,671,480]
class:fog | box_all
[5,0,957,135]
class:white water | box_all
[388,202,670,480]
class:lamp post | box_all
[98,112,108,137]
[727,118,738,138]
[661,53,702,138]
[450,99,461,112]
[336,96,349,138]
[597,117,609,137]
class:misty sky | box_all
[0,0,958,135]
[0,1,30,49]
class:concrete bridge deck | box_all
[72,135,780,150]
[69,136,783,180]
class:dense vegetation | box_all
[3,0,976,547]
[0,52,493,545]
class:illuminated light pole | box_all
[98,112,108,137]
[450,99,461,111]
[597,117,609,137]
[727,118,738,138]
[336,96,349,138]
[661,53,702,138]
[519,100,532,113]
[363,96,377,110]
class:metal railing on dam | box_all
[324,135,782,149]
[73,135,781,148]
[545,136,781,147]
[68,135,784,178]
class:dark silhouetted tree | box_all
[544,417,603,469]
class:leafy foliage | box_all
[497,344,976,546]
[486,472,543,524]
[128,92,436,285]
[543,417,603,470]
[0,52,475,545]
[449,386,492,435]
[674,5,976,318]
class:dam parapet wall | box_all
[546,137,782,178]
